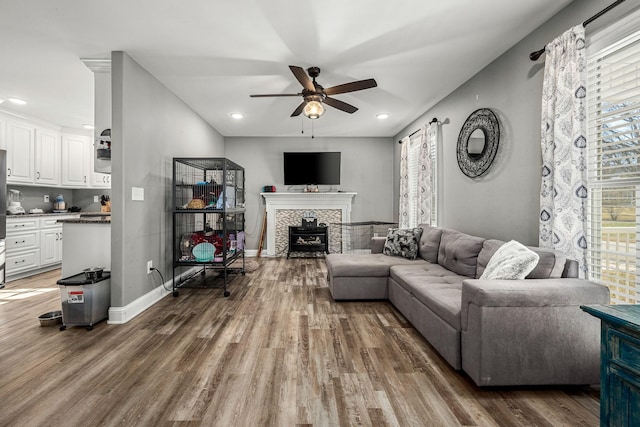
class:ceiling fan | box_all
[250,66,377,119]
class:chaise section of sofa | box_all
[460,277,608,386]
[326,252,428,300]
[325,224,610,386]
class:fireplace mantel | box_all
[261,192,356,256]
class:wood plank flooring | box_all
[0,259,600,426]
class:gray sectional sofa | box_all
[326,225,610,386]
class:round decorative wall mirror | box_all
[456,108,500,178]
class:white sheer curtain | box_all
[399,123,437,228]
[539,25,588,277]
[399,135,411,228]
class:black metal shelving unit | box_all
[172,158,245,297]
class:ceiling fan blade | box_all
[250,93,301,97]
[324,96,358,114]
[324,78,377,96]
[290,101,306,117]
[289,65,315,92]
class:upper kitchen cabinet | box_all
[0,115,6,150]
[34,127,60,185]
[90,142,111,188]
[2,112,61,186]
[7,120,35,184]
[61,133,90,187]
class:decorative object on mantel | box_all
[456,108,500,178]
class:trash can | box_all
[57,270,111,331]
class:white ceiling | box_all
[0,0,573,138]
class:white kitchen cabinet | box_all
[40,229,62,265]
[6,215,79,281]
[6,218,40,277]
[90,136,111,188]
[61,133,90,187]
[6,121,35,184]
[91,151,111,188]
[91,172,111,187]
[35,127,60,185]
[40,216,64,266]
[3,113,61,186]
[0,115,6,150]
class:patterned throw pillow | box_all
[480,240,540,280]
[383,228,424,260]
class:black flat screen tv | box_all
[283,152,341,185]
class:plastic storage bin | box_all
[57,271,111,330]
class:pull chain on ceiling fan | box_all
[250,65,377,119]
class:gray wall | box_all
[111,51,224,307]
[73,189,112,212]
[6,186,109,213]
[7,186,74,213]
[392,0,633,245]
[225,136,395,250]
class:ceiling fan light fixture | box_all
[303,100,324,119]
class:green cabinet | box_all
[581,305,640,427]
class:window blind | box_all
[586,28,640,304]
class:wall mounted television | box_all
[283,152,341,185]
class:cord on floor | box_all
[150,267,171,292]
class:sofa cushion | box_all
[390,264,465,329]
[383,227,423,260]
[326,253,428,278]
[437,229,485,277]
[476,239,568,279]
[418,224,443,263]
[479,240,539,280]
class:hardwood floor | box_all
[0,259,600,426]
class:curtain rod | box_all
[397,118,439,144]
[528,0,626,61]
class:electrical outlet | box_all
[147,260,153,274]
[94,195,99,203]
[44,195,49,203]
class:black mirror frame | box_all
[456,108,500,178]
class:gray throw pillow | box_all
[480,240,540,280]
[383,227,423,260]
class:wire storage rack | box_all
[172,158,245,297]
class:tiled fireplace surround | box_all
[260,192,356,257]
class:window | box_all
[587,28,640,304]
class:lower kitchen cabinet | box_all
[6,217,39,277]
[6,214,78,280]
[40,228,63,266]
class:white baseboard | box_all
[107,268,197,324]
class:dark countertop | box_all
[57,215,111,224]
[7,212,82,218]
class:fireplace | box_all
[261,192,356,257]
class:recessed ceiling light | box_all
[0,99,4,104]
[8,97,27,105]
[83,124,95,130]
[376,113,389,120]
[230,113,244,119]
